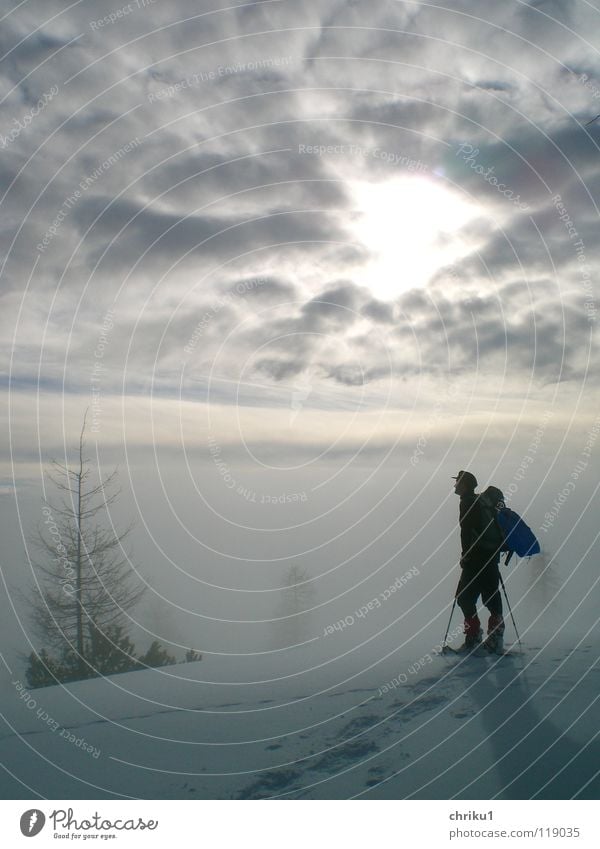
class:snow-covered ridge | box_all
[1,640,598,800]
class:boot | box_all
[482,613,505,654]
[456,615,483,652]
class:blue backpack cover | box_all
[497,507,541,557]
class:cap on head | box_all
[452,470,478,490]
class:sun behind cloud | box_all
[350,176,480,300]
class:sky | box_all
[0,0,599,676]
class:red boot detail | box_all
[456,615,483,651]
[464,615,481,638]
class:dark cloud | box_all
[138,147,352,216]
[361,298,395,323]
[301,281,362,324]
[252,358,306,381]
[389,280,596,383]
[219,277,297,302]
[325,363,391,386]
[73,195,352,275]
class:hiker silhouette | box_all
[453,471,505,653]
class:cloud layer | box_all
[1,0,599,470]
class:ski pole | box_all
[498,565,521,649]
[442,582,460,650]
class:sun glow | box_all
[350,177,479,300]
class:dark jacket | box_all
[459,493,485,565]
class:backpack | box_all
[475,488,505,555]
[497,507,541,557]
[480,485,541,559]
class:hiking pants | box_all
[456,556,503,619]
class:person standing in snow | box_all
[453,470,505,653]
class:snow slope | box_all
[1,634,598,800]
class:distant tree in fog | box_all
[274,565,316,648]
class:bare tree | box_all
[28,412,145,677]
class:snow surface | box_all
[1,633,598,800]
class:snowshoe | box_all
[477,633,505,655]
[445,628,483,654]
